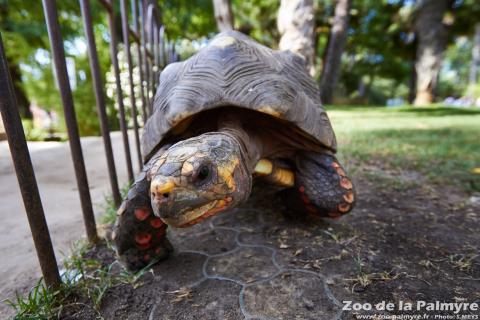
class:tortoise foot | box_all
[113,167,173,271]
[281,152,356,219]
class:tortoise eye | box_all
[197,165,210,182]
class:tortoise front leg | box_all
[113,149,173,271]
[280,151,356,218]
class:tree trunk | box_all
[408,61,417,104]
[319,0,351,104]
[469,23,480,85]
[7,60,31,118]
[213,0,234,32]
[413,0,449,106]
[277,0,316,76]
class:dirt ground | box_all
[0,132,136,318]
[60,166,480,319]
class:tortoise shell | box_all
[142,31,337,162]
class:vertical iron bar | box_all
[79,0,121,206]
[146,4,155,101]
[0,32,61,289]
[42,0,98,243]
[132,0,148,123]
[153,23,159,89]
[159,25,165,68]
[120,0,143,170]
[139,1,152,114]
[106,5,134,182]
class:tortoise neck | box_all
[217,116,263,171]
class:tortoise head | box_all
[148,133,252,227]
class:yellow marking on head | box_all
[217,157,239,190]
[271,168,294,187]
[254,159,273,176]
[151,179,175,195]
[211,36,236,48]
[181,161,194,176]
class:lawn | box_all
[328,106,480,192]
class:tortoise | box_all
[113,31,356,270]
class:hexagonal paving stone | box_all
[170,227,238,255]
[149,279,243,320]
[151,252,206,291]
[206,246,278,284]
[211,208,263,231]
[242,271,340,319]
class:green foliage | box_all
[1,0,118,136]
[233,0,280,47]
[157,0,216,40]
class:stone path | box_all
[161,207,344,319]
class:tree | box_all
[233,0,280,47]
[469,23,480,85]
[319,0,351,104]
[0,0,116,135]
[413,0,450,105]
[213,0,234,32]
[277,0,315,75]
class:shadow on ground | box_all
[62,166,480,320]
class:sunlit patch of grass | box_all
[329,106,480,192]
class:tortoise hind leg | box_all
[280,151,356,218]
[113,152,173,271]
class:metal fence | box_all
[0,0,177,289]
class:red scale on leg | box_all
[134,208,151,221]
[150,217,164,228]
[135,232,152,245]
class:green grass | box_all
[328,105,480,192]
[100,183,131,225]
[6,183,137,320]
[5,239,153,319]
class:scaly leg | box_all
[280,152,356,218]
[113,149,173,270]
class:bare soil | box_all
[59,167,480,319]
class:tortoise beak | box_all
[150,179,214,226]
